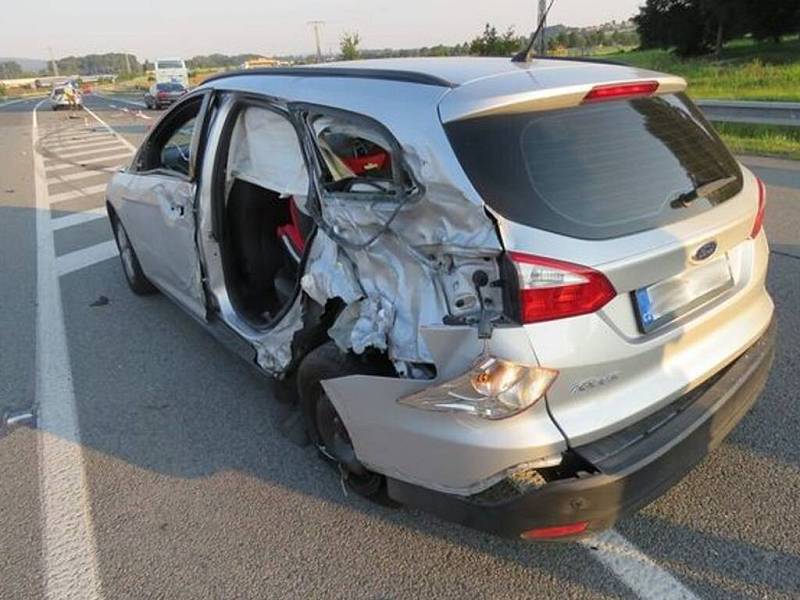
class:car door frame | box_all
[118,89,215,320]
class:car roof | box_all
[201,56,683,125]
[203,56,653,89]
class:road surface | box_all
[0,93,798,600]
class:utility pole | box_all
[48,46,59,77]
[124,52,132,74]
[307,20,325,63]
[538,0,548,55]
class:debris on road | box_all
[89,295,110,307]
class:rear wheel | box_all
[111,215,157,295]
[297,342,394,499]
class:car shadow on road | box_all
[616,512,800,599]
[13,185,796,597]
[47,259,635,598]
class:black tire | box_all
[110,214,158,295]
[297,342,394,499]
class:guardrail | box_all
[696,100,800,127]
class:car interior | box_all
[219,104,394,328]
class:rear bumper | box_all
[387,319,776,540]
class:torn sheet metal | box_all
[328,296,394,354]
[301,116,502,366]
[299,231,362,306]
[253,293,305,374]
[195,90,504,374]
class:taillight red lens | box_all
[509,252,616,324]
[583,81,659,103]
[521,521,590,540]
[750,177,766,239]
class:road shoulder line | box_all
[33,99,104,600]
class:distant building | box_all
[240,57,291,69]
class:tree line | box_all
[636,0,800,56]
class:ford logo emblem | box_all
[693,240,718,262]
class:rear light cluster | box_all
[506,252,616,324]
[582,80,659,104]
[750,176,767,239]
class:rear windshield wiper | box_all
[670,176,737,209]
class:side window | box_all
[307,111,414,200]
[158,116,196,175]
[139,97,202,176]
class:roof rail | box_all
[202,67,456,88]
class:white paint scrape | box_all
[33,99,103,600]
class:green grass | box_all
[608,36,800,102]
[714,122,800,160]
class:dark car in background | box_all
[144,82,187,110]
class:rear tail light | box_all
[583,81,659,103]
[750,177,766,239]
[157,91,167,99]
[507,252,616,324]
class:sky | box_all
[4,0,645,61]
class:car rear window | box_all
[157,60,183,69]
[444,93,743,240]
[157,83,184,91]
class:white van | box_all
[154,58,189,87]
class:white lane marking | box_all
[81,103,138,153]
[33,99,104,600]
[583,530,699,600]
[49,184,107,205]
[47,137,119,152]
[56,241,119,276]
[51,208,108,232]
[46,142,126,160]
[51,132,112,145]
[135,110,151,121]
[48,168,120,185]
[46,152,133,173]
[94,93,146,109]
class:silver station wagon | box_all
[106,56,775,541]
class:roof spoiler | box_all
[440,76,687,123]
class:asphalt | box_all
[0,94,798,600]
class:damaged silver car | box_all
[106,55,775,541]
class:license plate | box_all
[634,256,734,333]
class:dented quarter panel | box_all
[196,75,504,370]
[321,326,567,494]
